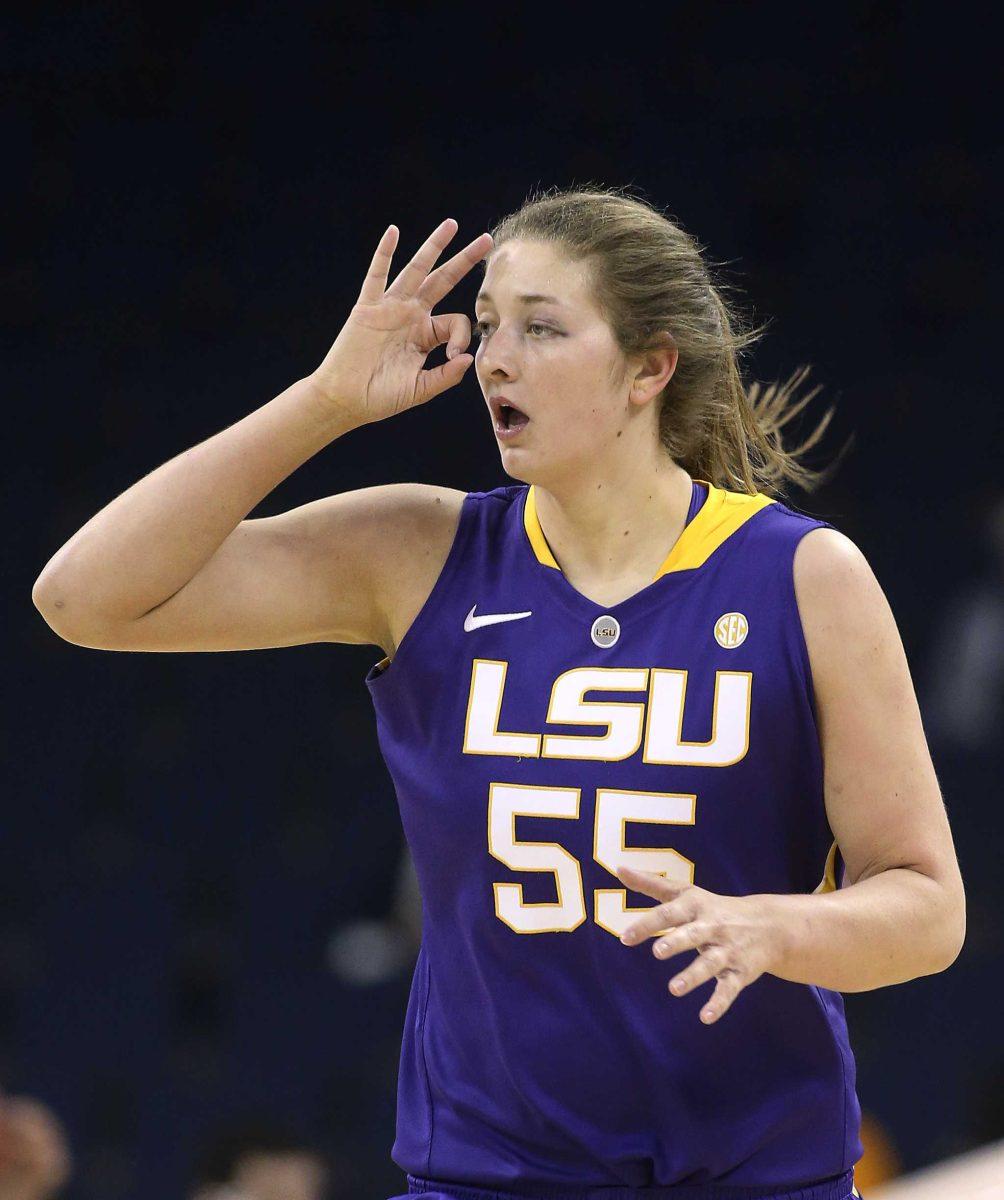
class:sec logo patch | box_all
[714,612,748,649]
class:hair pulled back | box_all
[484,184,847,497]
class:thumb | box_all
[414,353,473,405]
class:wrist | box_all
[755,892,810,979]
[301,372,367,433]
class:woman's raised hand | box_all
[311,218,492,425]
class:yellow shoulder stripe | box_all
[523,483,561,568]
[813,840,839,894]
[523,481,775,578]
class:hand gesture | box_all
[311,218,492,425]
[616,865,785,1025]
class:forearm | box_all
[32,374,357,626]
[760,868,965,992]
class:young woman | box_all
[34,187,965,1200]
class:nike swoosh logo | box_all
[464,604,533,631]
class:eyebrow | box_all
[475,291,564,308]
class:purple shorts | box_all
[389,1170,862,1200]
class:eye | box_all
[472,320,554,339]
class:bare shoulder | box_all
[792,526,908,725]
[792,525,890,618]
[792,527,894,652]
[371,483,467,658]
[793,525,877,598]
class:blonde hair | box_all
[484,184,850,497]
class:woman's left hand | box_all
[615,864,787,1025]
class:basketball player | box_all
[33,188,966,1200]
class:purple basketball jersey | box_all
[365,479,863,1192]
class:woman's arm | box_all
[764,526,967,990]
[617,526,967,1022]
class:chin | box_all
[499,461,532,483]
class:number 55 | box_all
[488,782,696,936]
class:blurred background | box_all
[7,3,1001,1198]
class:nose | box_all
[476,322,521,380]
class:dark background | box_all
[7,4,1001,1198]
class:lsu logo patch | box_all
[714,612,748,649]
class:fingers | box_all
[615,872,752,1025]
[412,352,474,407]
[662,944,746,1023]
[667,944,728,996]
[698,970,745,1023]
[385,217,461,300]
[657,939,746,1024]
[412,309,475,355]
[652,921,715,960]
[357,224,401,305]
[357,218,457,305]
[410,312,475,407]
[357,219,493,313]
[619,897,696,944]
[618,872,697,943]
[416,231,494,310]
[616,864,692,905]
[420,312,472,358]
[445,320,471,360]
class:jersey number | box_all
[487,782,696,936]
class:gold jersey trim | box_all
[814,839,839,894]
[523,480,776,578]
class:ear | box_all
[628,332,678,407]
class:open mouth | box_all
[499,403,530,431]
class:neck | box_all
[531,453,695,584]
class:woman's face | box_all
[473,239,631,481]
